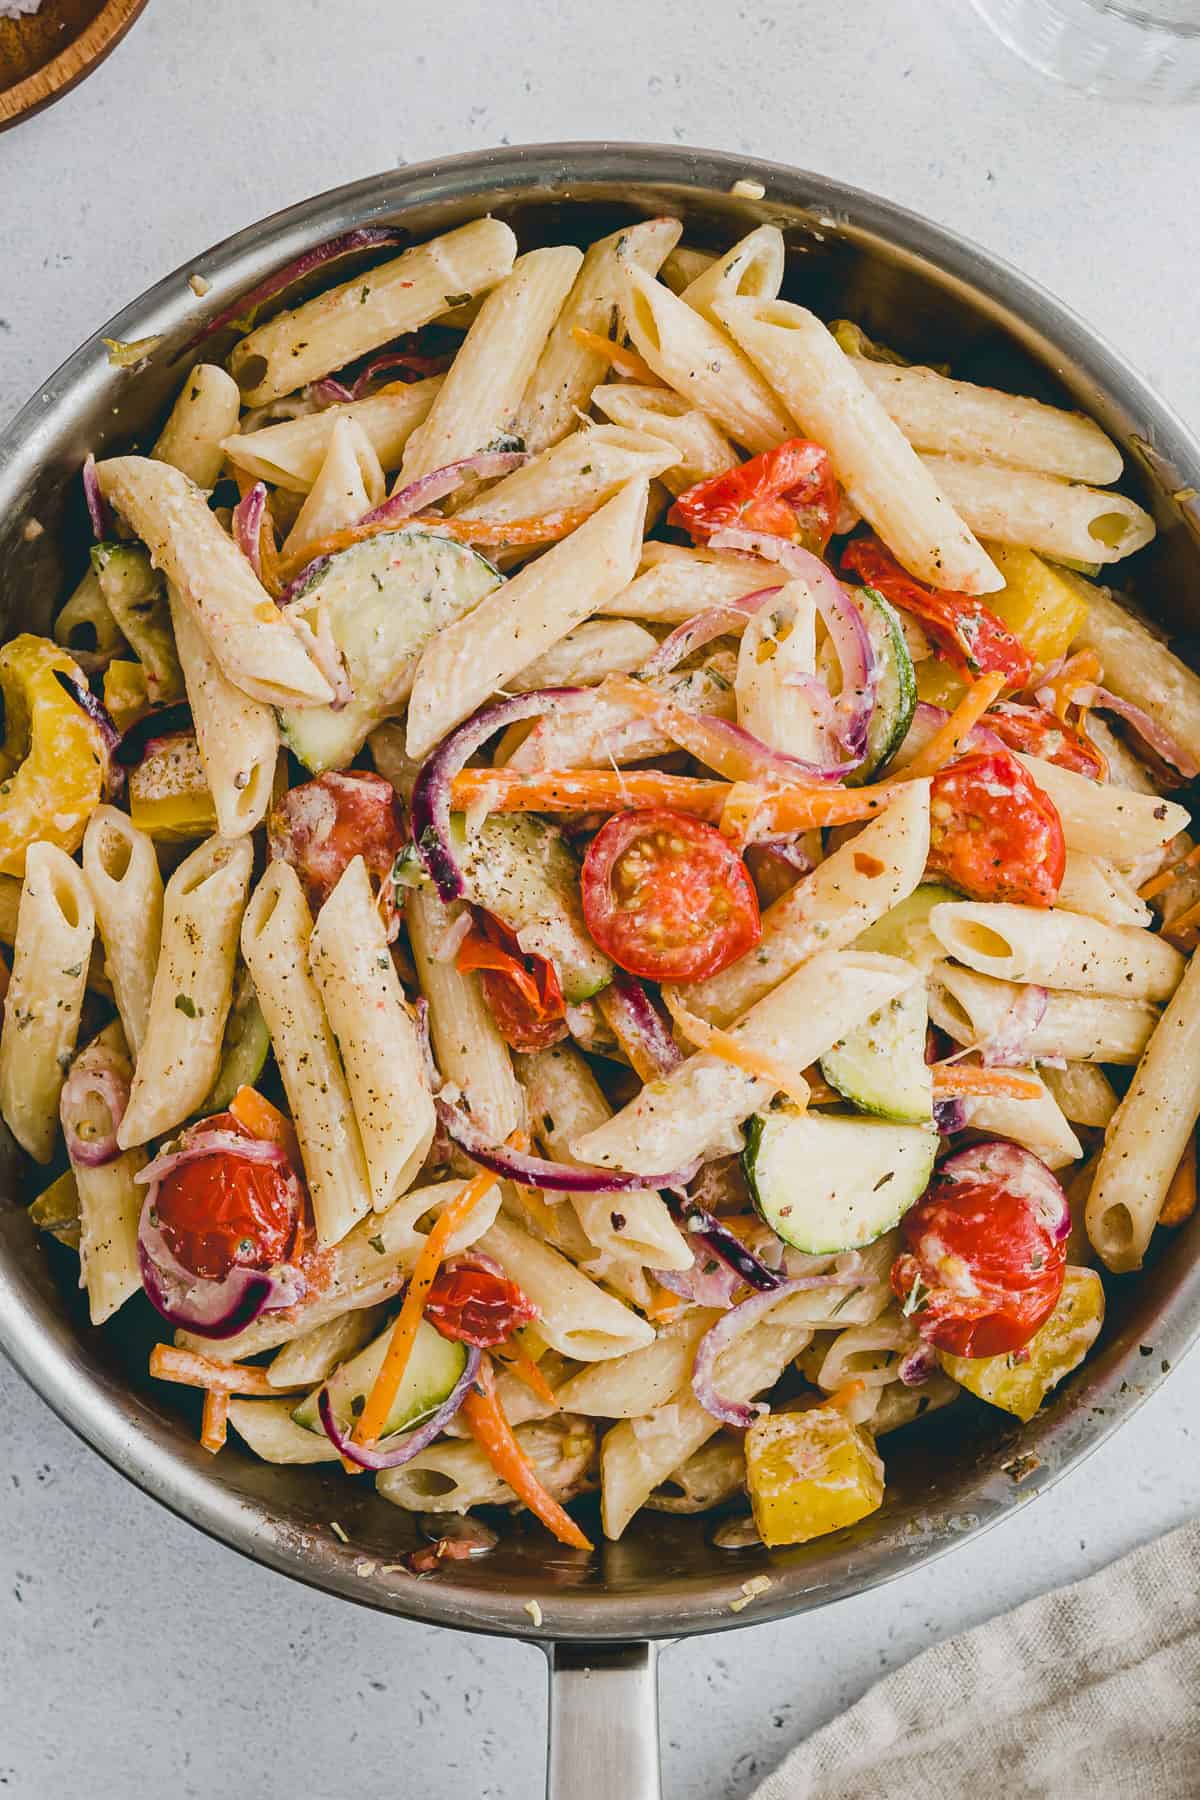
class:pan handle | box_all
[545,1639,662,1799]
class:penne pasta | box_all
[1015,755,1189,867]
[152,362,242,489]
[456,423,678,527]
[167,585,278,838]
[64,1025,147,1325]
[597,540,781,623]
[280,415,385,563]
[503,618,658,694]
[929,960,1158,1065]
[591,384,739,494]
[378,1416,596,1516]
[919,454,1156,566]
[1057,851,1152,929]
[476,1214,656,1361]
[1069,578,1200,774]
[680,224,785,328]
[1043,1061,1119,1129]
[962,1068,1083,1171]
[929,900,1184,1001]
[555,1312,715,1417]
[81,806,163,1053]
[223,381,443,492]
[660,244,716,294]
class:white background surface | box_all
[2,2,1199,1794]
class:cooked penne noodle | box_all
[81,806,163,1053]
[850,359,1123,484]
[1043,1061,1120,1129]
[230,217,517,406]
[227,1399,342,1464]
[503,657,736,773]
[0,844,95,1162]
[280,415,385,563]
[378,1416,596,1515]
[622,265,794,453]
[930,900,1184,1001]
[929,961,1158,1065]
[477,1214,656,1360]
[715,296,1002,594]
[240,860,371,1245]
[555,1312,715,1417]
[515,216,682,453]
[94,456,333,708]
[119,836,252,1148]
[591,385,739,494]
[504,618,658,693]
[399,246,582,483]
[1087,949,1200,1271]
[309,857,435,1212]
[457,423,678,525]
[167,586,278,838]
[1069,579,1200,774]
[735,581,825,764]
[151,362,242,489]
[1015,754,1188,867]
[660,244,716,294]
[680,224,785,328]
[598,540,781,622]
[405,477,648,759]
[223,381,443,492]
[962,1068,1083,1171]
[920,454,1155,565]
[265,1307,384,1389]
[406,885,524,1141]
[647,1435,746,1513]
[1057,851,1152,929]
[64,1025,147,1325]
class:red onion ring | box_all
[349,344,455,395]
[905,700,1003,759]
[654,1249,742,1309]
[52,671,125,800]
[751,835,816,877]
[357,450,527,533]
[436,1096,700,1194]
[898,1343,938,1386]
[639,700,861,784]
[317,1342,482,1470]
[136,1129,289,1187]
[601,971,683,1081]
[82,454,111,541]
[60,1056,128,1168]
[1070,684,1200,780]
[277,555,331,606]
[409,687,591,900]
[232,481,267,579]
[691,1274,860,1426]
[309,378,355,406]
[180,226,407,354]
[638,587,782,681]
[671,1195,781,1295]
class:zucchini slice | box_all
[204,972,270,1113]
[744,1109,937,1253]
[455,813,611,1002]
[820,981,932,1124]
[292,1315,467,1439]
[844,585,917,784]
[855,881,960,972]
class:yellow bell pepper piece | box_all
[102,659,151,733]
[745,1407,885,1547]
[939,1266,1105,1423]
[981,544,1090,667]
[915,658,969,712]
[128,732,217,841]
[0,635,105,876]
[29,1169,81,1250]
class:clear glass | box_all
[970,0,1200,99]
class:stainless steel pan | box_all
[2,144,1199,1799]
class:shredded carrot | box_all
[603,673,836,789]
[661,985,810,1106]
[452,765,730,822]
[892,670,1007,780]
[275,506,592,583]
[1159,1135,1197,1228]
[1139,843,1200,902]
[230,1085,301,1166]
[352,1161,499,1449]
[1162,892,1200,946]
[822,1378,867,1414]
[149,1345,302,1395]
[570,325,662,385]
[1040,650,1102,725]
[644,1284,686,1322]
[494,1342,560,1409]
[460,1354,592,1550]
[200,1388,230,1453]
[931,1065,1043,1101]
[721,779,892,843]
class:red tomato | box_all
[985,699,1107,780]
[580,808,761,982]
[668,439,839,552]
[153,1113,299,1283]
[425,1261,539,1348]
[842,534,1033,690]
[928,749,1065,907]
[269,771,405,934]
[890,1141,1069,1357]
[456,912,568,1052]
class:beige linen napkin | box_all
[755,1519,1200,1800]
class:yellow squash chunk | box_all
[982,544,1090,666]
[939,1265,1105,1423]
[916,659,968,712]
[745,1407,885,1548]
[128,731,217,840]
[0,635,105,875]
[29,1169,81,1249]
[102,659,151,733]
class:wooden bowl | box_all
[0,0,149,131]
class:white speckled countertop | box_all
[1,2,1198,1793]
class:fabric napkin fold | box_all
[754,1518,1200,1800]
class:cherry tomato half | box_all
[154,1112,300,1283]
[456,911,568,1053]
[890,1140,1069,1358]
[424,1261,539,1348]
[669,439,839,553]
[842,534,1033,691]
[580,808,761,983]
[985,699,1107,781]
[269,770,405,933]
[928,748,1065,908]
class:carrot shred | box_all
[931,1065,1043,1101]
[1162,893,1200,946]
[644,1284,686,1322]
[200,1388,230,1453]
[892,670,1007,780]
[494,1342,560,1409]
[229,1085,301,1166]
[570,325,662,385]
[720,778,892,843]
[1040,650,1102,725]
[275,505,591,583]
[1139,843,1200,902]
[351,1161,499,1450]
[661,985,811,1107]
[149,1345,302,1395]
[451,766,730,822]
[460,1354,592,1550]
[1159,1135,1197,1228]
[822,1378,867,1414]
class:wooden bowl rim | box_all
[0,0,150,132]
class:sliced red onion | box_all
[410,688,590,901]
[115,701,194,767]
[638,587,781,682]
[317,1342,481,1470]
[358,451,527,533]
[898,1342,938,1386]
[232,481,267,579]
[436,1096,699,1193]
[939,1140,1071,1242]
[136,1129,289,1188]
[750,835,816,876]
[654,1249,742,1309]
[82,455,111,541]
[349,343,455,395]
[933,1097,967,1135]
[309,377,355,406]
[1073,684,1200,780]
[979,985,1049,1067]
[710,530,877,758]
[601,971,683,1080]
[181,225,406,352]
[61,1056,128,1168]
[634,696,861,785]
[52,670,125,800]
[137,1186,305,1339]
[672,1195,781,1295]
[691,1274,859,1426]
[278,555,331,606]
[286,607,354,710]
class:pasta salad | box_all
[10,211,1200,1558]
